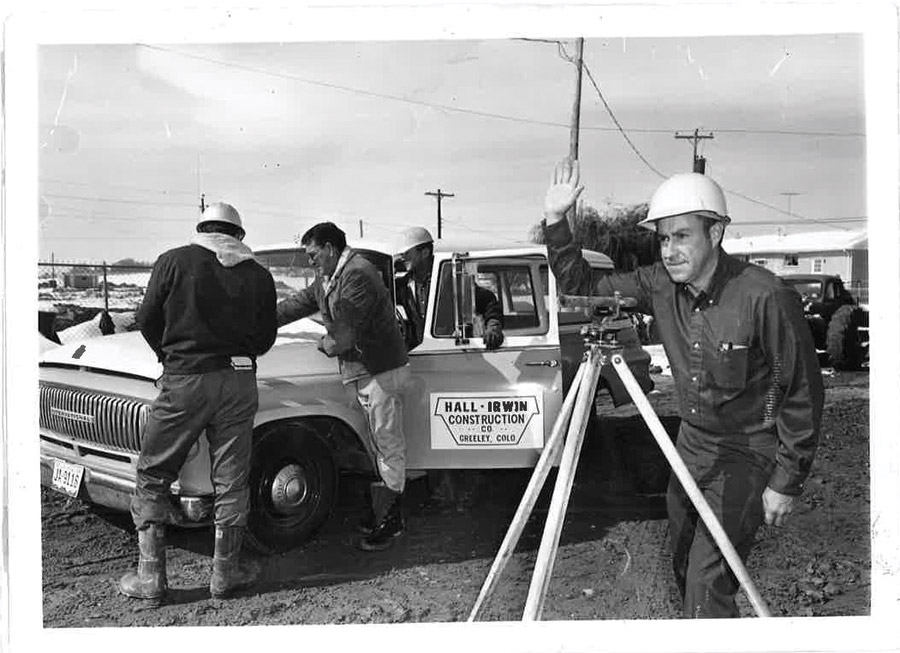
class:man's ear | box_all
[710,221,725,248]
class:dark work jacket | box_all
[138,244,278,374]
[276,248,408,383]
[544,218,824,495]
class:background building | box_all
[723,230,868,300]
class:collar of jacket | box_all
[322,247,355,298]
[680,247,742,309]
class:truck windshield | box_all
[783,279,823,301]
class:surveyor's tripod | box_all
[467,293,771,621]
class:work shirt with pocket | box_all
[543,218,824,496]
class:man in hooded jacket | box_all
[119,202,277,604]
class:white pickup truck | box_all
[38,238,651,552]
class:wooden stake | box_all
[522,346,604,620]
[467,361,589,621]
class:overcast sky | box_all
[37,31,866,263]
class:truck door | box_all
[403,253,564,470]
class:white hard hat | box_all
[198,202,243,229]
[396,226,434,255]
[639,173,730,229]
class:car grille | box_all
[39,383,149,453]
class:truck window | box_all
[433,261,545,338]
[255,248,315,296]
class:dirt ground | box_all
[40,370,870,626]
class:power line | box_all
[721,187,853,231]
[40,177,199,197]
[735,217,867,227]
[578,58,852,230]
[42,192,304,220]
[581,62,667,179]
[137,44,862,139]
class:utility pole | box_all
[359,219,364,238]
[200,193,206,213]
[569,38,585,162]
[568,37,585,225]
[780,191,802,218]
[675,128,714,173]
[425,188,454,239]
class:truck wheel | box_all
[826,305,865,371]
[246,423,338,554]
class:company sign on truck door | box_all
[430,391,543,449]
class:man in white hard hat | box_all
[541,158,823,618]
[121,202,277,604]
[395,226,504,350]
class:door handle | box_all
[526,360,559,367]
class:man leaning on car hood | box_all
[276,221,411,552]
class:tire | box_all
[246,423,339,554]
[826,305,865,371]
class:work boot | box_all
[209,525,259,599]
[355,482,379,535]
[357,484,404,552]
[119,524,167,604]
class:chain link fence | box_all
[38,262,152,344]
[38,258,314,344]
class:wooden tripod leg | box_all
[522,347,605,621]
[467,360,590,622]
[610,354,772,618]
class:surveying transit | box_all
[468,289,772,621]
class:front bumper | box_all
[40,437,214,525]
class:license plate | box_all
[51,459,84,497]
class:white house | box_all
[722,230,868,292]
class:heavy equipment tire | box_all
[826,305,865,371]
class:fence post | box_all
[103,261,109,312]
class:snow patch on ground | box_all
[643,343,671,376]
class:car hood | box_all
[39,318,339,381]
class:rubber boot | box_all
[209,525,259,599]
[119,524,167,604]
[357,484,404,552]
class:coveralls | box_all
[276,248,410,492]
[132,233,277,530]
[544,218,824,618]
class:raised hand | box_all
[543,158,585,225]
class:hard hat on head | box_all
[396,226,434,255]
[639,173,730,229]
[198,202,243,229]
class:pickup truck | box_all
[38,238,651,553]
[779,273,868,370]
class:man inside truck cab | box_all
[395,226,505,351]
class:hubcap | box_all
[270,464,310,514]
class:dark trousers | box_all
[131,367,258,531]
[666,422,772,618]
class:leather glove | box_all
[483,321,504,350]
